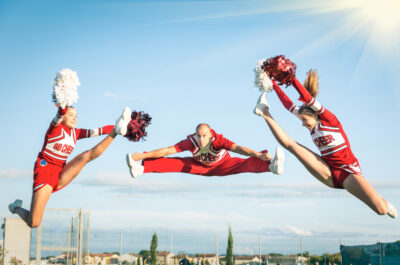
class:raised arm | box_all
[132,146,178,161]
[272,79,299,116]
[52,107,67,126]
[230,144,270,161]
[46,107,67,135]
[291,78,340,123]
[291,78,324,113]
[76,125,114,140]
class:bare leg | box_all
[261,109,334,187]
[57,130,117,190]
[14,185,53,228]
[343,174,389,215]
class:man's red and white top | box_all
[272,79,360,169]
[174,129,234,166]
[37,108,114,166]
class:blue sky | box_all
[1,0,400,256]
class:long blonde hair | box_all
[304,69,319,98]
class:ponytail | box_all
[304,69,319,98]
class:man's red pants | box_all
[143,152,271,176]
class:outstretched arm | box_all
[291,78,339,123]
[132,146,178,161]
[230,144,271,161]
[76,125,115,140]
[272,80,299,116]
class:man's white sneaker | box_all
[269,147,284,175]
[253,92,269,116]
[387,202,398,219]
[115,107,131,136]
[9,199,22,214]
[126,153,144,179]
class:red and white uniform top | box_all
[174,129,235,166]
[272,79,358,165]
[38,108,114,166]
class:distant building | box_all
[191,254,218,265]
[120,253,138,264]
[2,218,31,265]
[264,254,308,265]
[88,253,120,265]
[234,255,261,265]
[157,251,174,265]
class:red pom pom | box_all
[261,55,296,87]
[125,111,152,142]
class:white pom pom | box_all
[52,69,80,108]
[254,59,272,92]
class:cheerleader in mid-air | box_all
[126,123,284,178]
[253,56,397,218]
[8,69,151,228]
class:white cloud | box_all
[281,225,313,236]
[0,168,31,179]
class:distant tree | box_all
[150,233,158,265]
[320,252,330,264]
[226,226,234,265]
[9,257,23,265]
[268,253,284,257]
[103,252,120,255]
[310,254,321,264]
[139,250,151,262]
[328,252,341,263]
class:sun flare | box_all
[357,0,400,31]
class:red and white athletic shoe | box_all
[9,199,22,214]
[387,202,398,219]
[269,147,284,175]
[115,107,131,136]
[253,92,269,116]
[126,153,144,179]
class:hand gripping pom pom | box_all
[254,59,273,92]
[125,111,152,142]
[52,69,80,108]
[261,55,296,87]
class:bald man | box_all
[125,123,284,178]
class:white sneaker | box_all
[9,199,22,214]
[253,92,269,116]
[126,153,144,178]
[387,202,398,218]
[115,107,131,136]
[269,147,284,175]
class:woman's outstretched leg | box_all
[260,107,334,187]
[10,185,53,228]
[57,106,131,190]
[57,130,117,190]
[343,174,397,217]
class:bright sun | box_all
[318,0,400,53]
[357,0,400,31]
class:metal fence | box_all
[34,208,90,265]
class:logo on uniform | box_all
[40,159,48,166]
